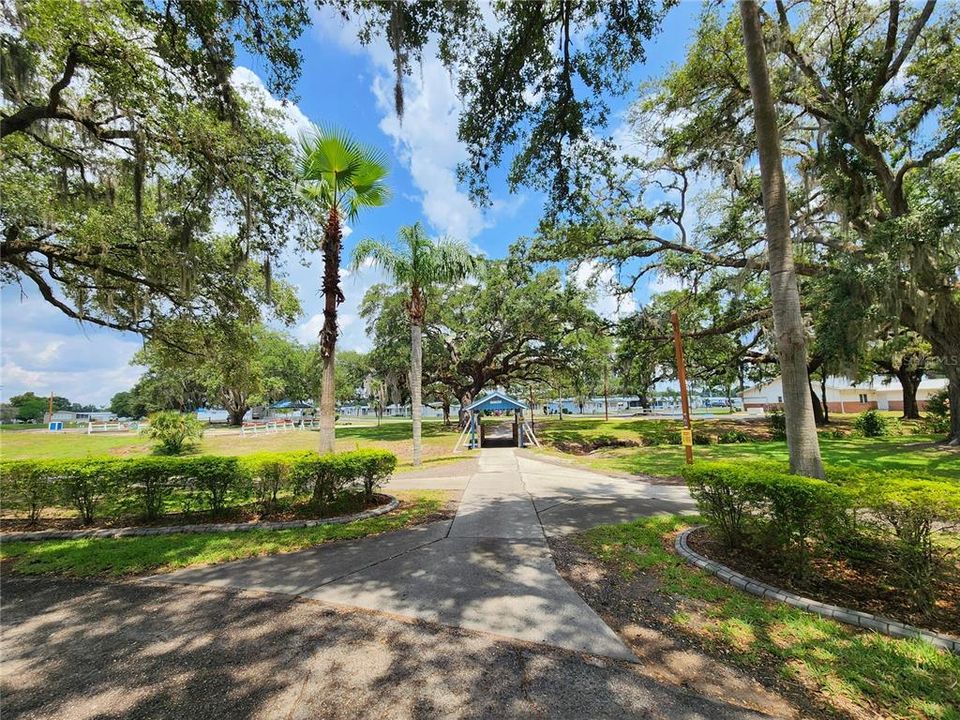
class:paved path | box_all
[154,449,695,661]
[2,577,773,719]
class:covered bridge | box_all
[454,390,541,451]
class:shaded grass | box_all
[541,432,959,480]
[581,515,960,720]
[0,490,448,577]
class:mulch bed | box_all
[0,493,392,534]
[686,525,960,637]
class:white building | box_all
[742,375,947,412]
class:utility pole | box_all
[670,311,694,465]
[48,392,53,425]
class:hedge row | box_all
[0,449,398,525]
[682,461,960,609]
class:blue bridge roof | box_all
[463,391,527,413]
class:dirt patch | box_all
[548,534,824,719]
[686,526,960,637]
[1,493,394,534]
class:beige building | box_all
[742,376,948,413]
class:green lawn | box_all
[0,419,461,468]
[580,515,960,720]
[0,490,448,577]
[554,435,959,479]
[531,416,959,479]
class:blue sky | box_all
[0,2,702,406]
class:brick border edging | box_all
[674,526,960,654]
[1,494,401,542]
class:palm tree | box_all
[299,127,390,453]
[739,1,824,479]
[352,223,478,465]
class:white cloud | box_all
[311,7,517,245]
[0,294,144,406]
[573,261,638,321]
[293,261,388,352]
[230,66,313,142]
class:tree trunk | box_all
[944,362,960,445]
[318,207,343,454]
[740,1,824,478]
[820,373,830,424]
[221,389,248,427]
[442,399,451,427]
[410,321,423,466]
[458,391,472,427]
[809,382,825,426]
[897,368,921,420]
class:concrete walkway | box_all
[153,449,695,662]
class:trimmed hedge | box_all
[682,461,848,570]
[0,449,398,525]
[684,461,960,608]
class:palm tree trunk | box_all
[740,0,824,478]
[318,207,342,454]
[410,321,423,466]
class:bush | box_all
[683,461,850,575]
[144,411,205,454]
[846,473,960,612]
[0,449,398,525]
[187,457,247,517]
[241,452,312,512]
[922,388,951,434]
[122,457,187,520]
[853,409,888,437]
[353,449,398,502]
[55,459,119,525]
[682,462,759,546]
[692,432,712,446]
[767,408,786,440]
[717,430,750,444]
[1,461,59,524]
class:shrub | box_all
[241,452,310,512]
[853,409,888,437]
[922,388,951,434]
[55,459,119,525]
[144,411,205,454]
[767,408,786,440]
[664,430,682,445]
[187,456,247,517]
[692,432,712,446]
[291,454,351,511]
[353,449,398,502]
[682,463,760,546]
[717,430,749,444]
[1,461,59,524]
[682,461,850,575]
[847,474,960,612]
[0,450,398,525]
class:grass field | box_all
[0,490,449,577]
[577,515,960,720]
[0,419,461,468]
[531,416,959,479]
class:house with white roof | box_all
[742,375,947,413]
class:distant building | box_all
[741,376,948,412]
[47,410,115,423]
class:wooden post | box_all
[48,392,53,425]
[671,311,694,465]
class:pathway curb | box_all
[675,526,960,654]
[3,495,401,542]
